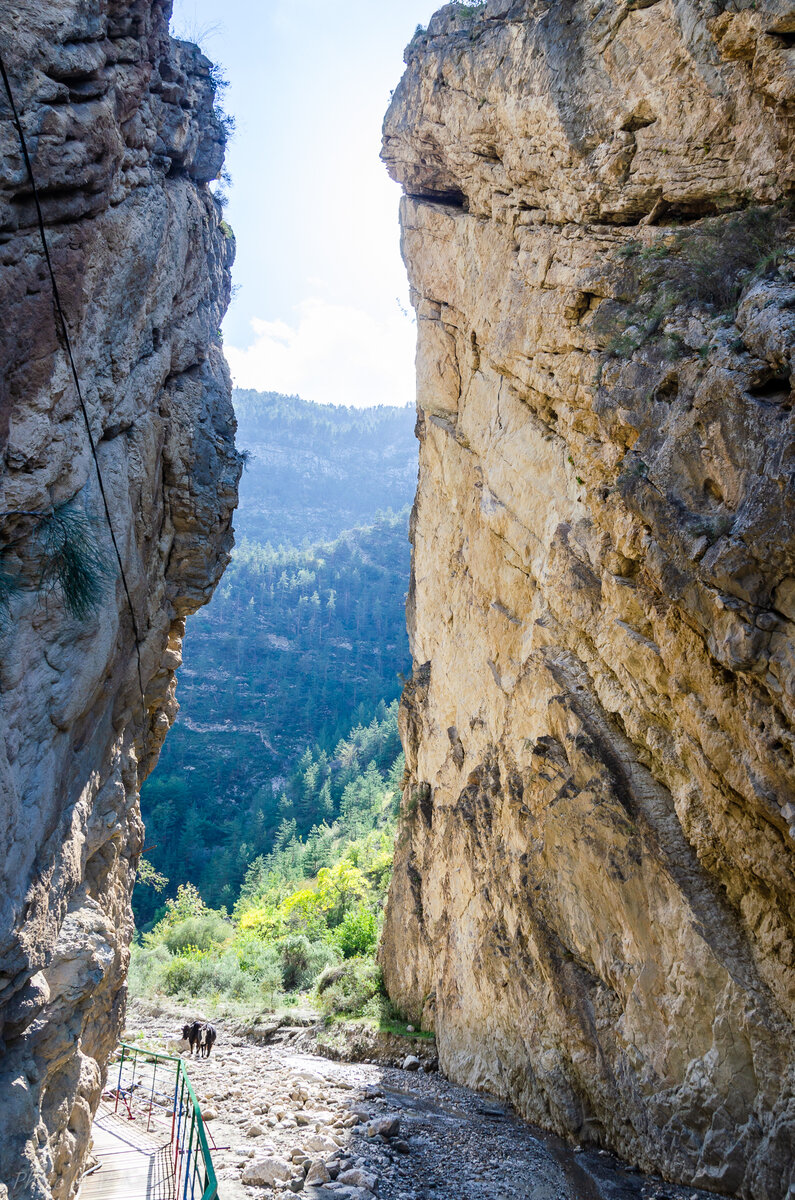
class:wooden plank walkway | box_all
[78,1102,174,1200]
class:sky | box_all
[170,0,445,408]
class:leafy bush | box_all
[333,907,378,959]
[159,948,273,1004]
[163,914,233,955]
[316,957,383,1017]
[128,944,170,996]
[234,935,280,979]
[277,935,339,991]
[162,954,205,997]
[277,935,314,990]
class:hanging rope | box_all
[0,51,147,721]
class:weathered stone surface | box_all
[366,1115,400,1140]
[241,1155,292,1186]
[0,2,239,1197]
[380,4,795,1198]
[306,1159,332,1185]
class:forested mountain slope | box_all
[136,394,416,920]
[234,391,416,544]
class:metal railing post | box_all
[171,1062,180,1148]
[115,1044,126,1115]
[174,1070,186,1186]
[147,1057,157,1133]
[183,1109,196,1200]
[128,1045,137,1120]
[191,1122,198,1200]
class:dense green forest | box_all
[135,393,416,925]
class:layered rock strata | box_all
[380,3,795,1197]
[0,2,240,1197]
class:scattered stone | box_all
[402,1055,421,1071]
[366,1116,400,1140]
[305,1160,331,1185]
[336,1167,379,1192]
[303,1133,339,1154]
[241,1155,292,1186]
[125,1001,715,1200]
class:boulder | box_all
[366,1116,400,1140]
[241,1155,293,1186]
[305,1160,331,1185]
[336,1167,379,1192]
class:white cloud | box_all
[225,298,416,409]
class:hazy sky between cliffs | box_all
[170,0,443,408]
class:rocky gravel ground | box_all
[124,1003,728,1200]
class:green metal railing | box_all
[112,1043,217,1200]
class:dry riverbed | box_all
[125,1002,728,1200]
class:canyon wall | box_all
[380,3,795,1197]
[0,2,240,1197]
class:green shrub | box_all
[316,957,383,1017]
[128,944,170,995]
[232,935,285,1002]
[163,914,233,955]
[333,907,378,959]
[277,935,339,991]
[200,951,262,1001]
[162,954,204,997]
[234,935,279,977]
[159,948,264,1003]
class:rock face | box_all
[0,3,239,1197]
[380,4,795,1197]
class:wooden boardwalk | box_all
[78,1102,174,1200]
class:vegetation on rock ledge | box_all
[594,204,792,361]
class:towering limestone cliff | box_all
[381,3,795,1196]
[0,2,239,1196]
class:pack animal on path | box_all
[181,1021,217,1057]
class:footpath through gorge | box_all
[125,1003,729,1200]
